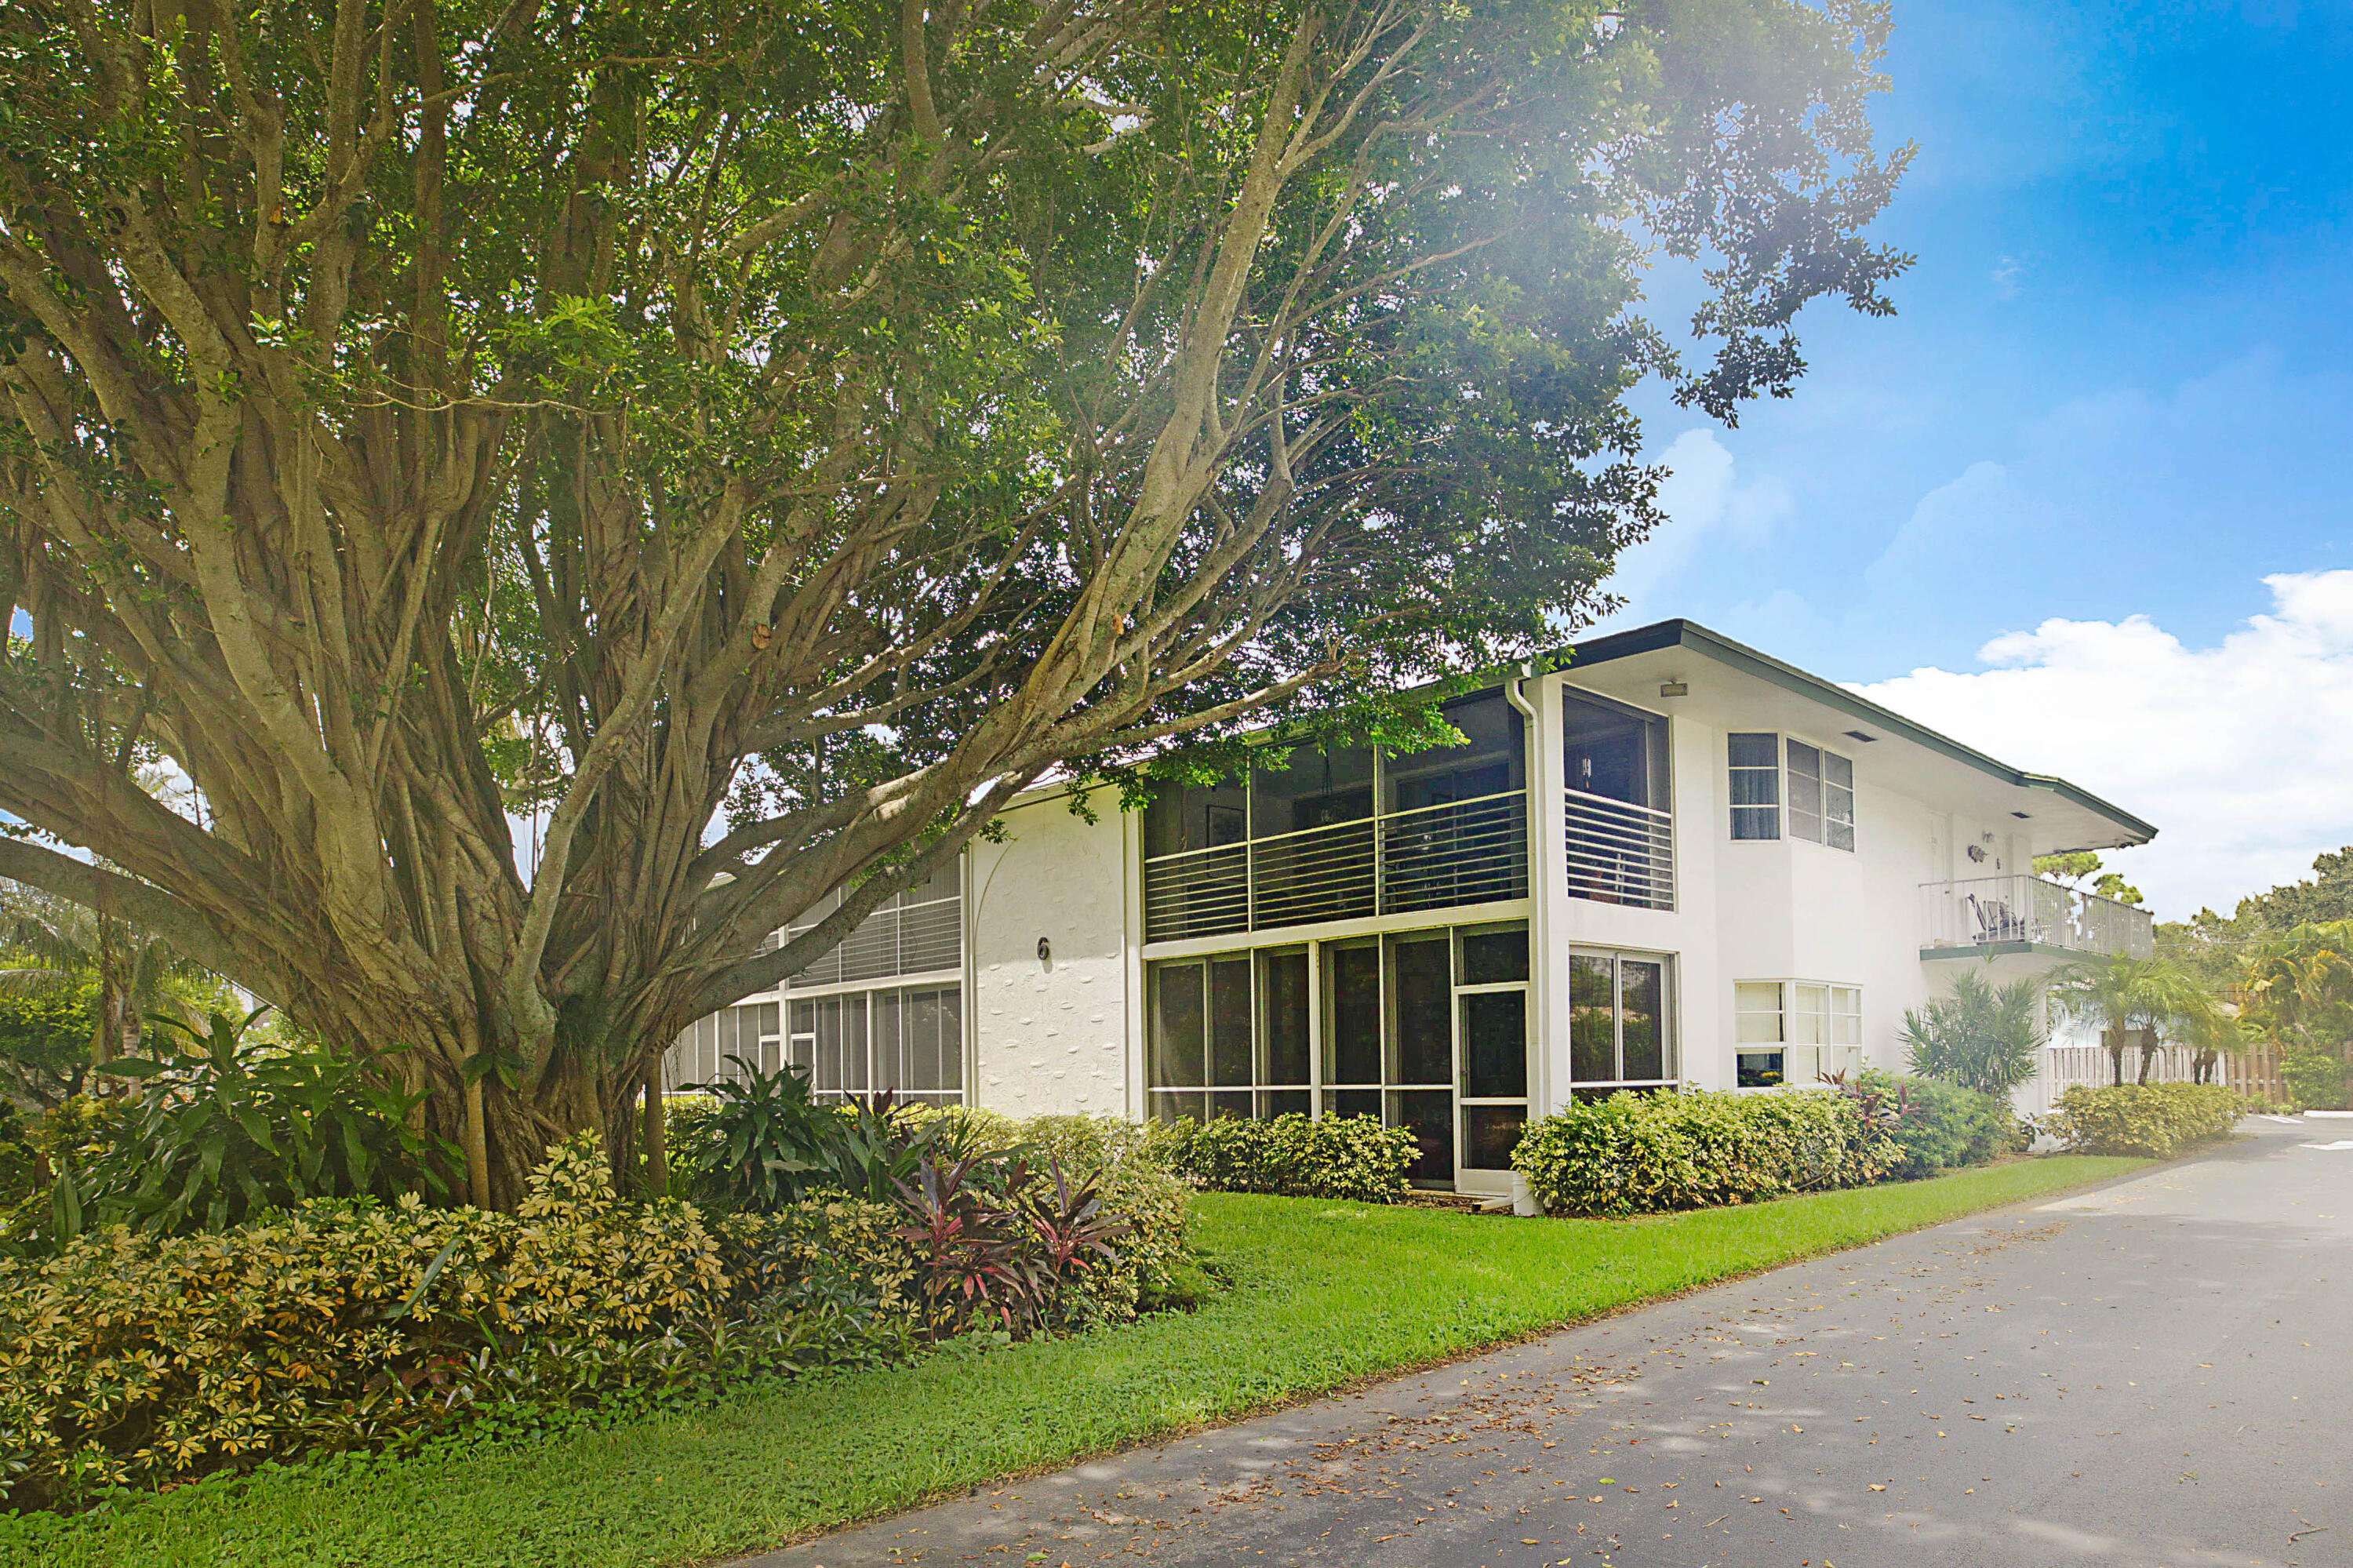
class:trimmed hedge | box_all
[2045,1082,2244,1158]
[1512,1089,1897,1217]
[1874,1072,2016,1178]
[1146,1112,1420,1203]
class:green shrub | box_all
[904,1109,1196,1322]
[671,1057,842,1211]
[2045,1082,2244,1158]
[0,1096,136,1248]
[2280,1046,2348,1111]
[1147,1112,1420,1203]
[0,1137,912,1512]
[43,1010,452,1245]
[1867,1071,2014,1179]
[1511,1090,1896,1217]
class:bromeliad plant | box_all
[45,1008,452,1244]
[687,1066,945,1211]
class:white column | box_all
[1527,673,1574,1118]
[1121,799,1148,1120]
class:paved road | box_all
[749,1122,2352,1568]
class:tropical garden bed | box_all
[0,1153,2148,1568]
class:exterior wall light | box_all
[1658,680,1689,697]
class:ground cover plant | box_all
[2043,1083,2246,1158]
[0,1155,2142,1568]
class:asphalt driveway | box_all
[747,1121,2351,1568]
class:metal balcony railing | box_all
[1143,789,1528,943]
[781,894,964,987]
[1565,790,1675,911]
[1918,874,2153,959]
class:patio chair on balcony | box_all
[1966,893,2025,946]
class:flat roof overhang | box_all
[1555,620,2155,857]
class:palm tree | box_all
[1901,968,2046,1097]
[2047,953,2214,1086]
[2177,1002,2246,1087]
[2238,921,2353,1050]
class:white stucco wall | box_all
[963,788,1133,1116]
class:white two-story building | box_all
[664,620,2158,1194]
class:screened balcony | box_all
[1143,692,1527,944]
[1561,689,1675,911]
[1919,873,2153,959]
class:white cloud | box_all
[1853,572,2353,920]
[1600,429,1791,622]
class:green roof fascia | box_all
[1919,940,2084,962]
[1561,620,2158,847]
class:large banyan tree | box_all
[0,0,1908,1204]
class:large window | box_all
[1728,733,1854,851]
[1566,949,1674,1100]
[1147,923,1529,1186]
[1736,980,1861,1087]
[788,985,964,1105]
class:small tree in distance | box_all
[2048,955,2214,1087]
[1901,969,2044,1099]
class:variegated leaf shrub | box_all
[0,1108,1197,1513]
[0,1137,910,1511]
[1144,1112,1421,1204]
[2043,1082,2244,1158]
[1511,1088,1906,1217]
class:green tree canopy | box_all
[0,0,1909,1202]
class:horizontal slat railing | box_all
[1382,792,1527,915]
[782,894,965,988]
[1142,789,1529,943]
[1564,790,1675,911]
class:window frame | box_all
[1566,947,1678,1098]
[1734,979,1862,1089]
[1728,733,1855,853]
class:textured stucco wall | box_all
[964,788,1133,1115]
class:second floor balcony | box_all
[1919,873,2153,961]
[1144,789,1528,943]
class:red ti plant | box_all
[892,1154,1052,1337]
[1021,1155,1131,1288]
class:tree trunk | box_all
[641,1065,668,1198]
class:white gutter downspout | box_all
[1505,664,1547,1216]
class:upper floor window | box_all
[1727,733,1854,851]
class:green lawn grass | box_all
[1,1153,2144,1568]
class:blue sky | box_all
[1595,0,2353,917]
